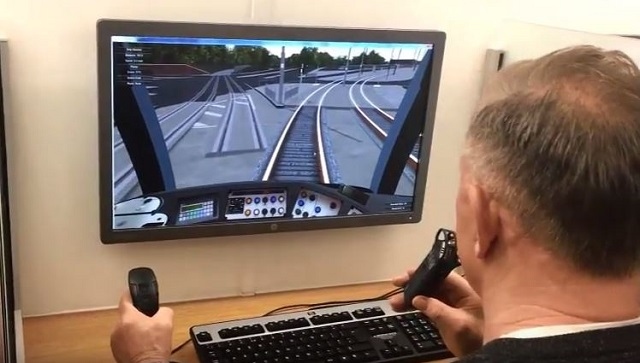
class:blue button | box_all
[315,206,321,213]
[254,197,260,204]
[297,200,304,207]
[270,196,277,203]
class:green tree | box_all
[334,56,348,67]
[350,50,386,65]
[298,47,318,67]
[285,47,341,69]
[315,51,334,67]
[366,50,386,64]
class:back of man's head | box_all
[466,45,640,278]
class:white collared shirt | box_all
[501,316,640,339]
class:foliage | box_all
[146,44,388,71]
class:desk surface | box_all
[23,281,455,363]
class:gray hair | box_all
[465,45,640,277]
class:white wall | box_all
[494,20,640,67]
[502,0,640,36]
[0,0,638,316]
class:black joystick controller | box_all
[128,267,159,317]
[403,228,461,309]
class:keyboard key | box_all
[196,331,213,343]
[416,340,438,352]
[351,306,385,319]
[309,311,353,325]
[218,323,264,339]
[265,317,310,332]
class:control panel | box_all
[176,198,218,225]
[293,188,342,218]
[111,182,379,231]
[225,189,287,220]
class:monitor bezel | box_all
[0,39,18,363]
[97,19,446,244]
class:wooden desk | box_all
[23,282,455,363]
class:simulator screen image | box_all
[110,35,435,230]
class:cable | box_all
[262,275,466,316]
[170,273,467,357]
[262,287,403,316]
[171,337,191,355]
[169,286,403,356]
[168,275,467,355]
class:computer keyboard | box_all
[189,300,454,363]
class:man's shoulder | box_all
[453,323,640,363]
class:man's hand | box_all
[389,269,484,357]
[110,290,174,363]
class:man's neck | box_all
[480,257,640,343]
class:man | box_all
[110,45,640,362]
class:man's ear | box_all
[468,183,500,259]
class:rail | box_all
[348,78,419,170]
[113,76,215,150]
[113,76,220,200]
[261,80,341,182]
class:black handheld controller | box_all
[403,228,461,309]
[128,267,159,317]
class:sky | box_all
[115,36,432,61]
[261,45,429,61]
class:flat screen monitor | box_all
[97,19,446,243]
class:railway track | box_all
[208,75,266,155]
[228,76,267,150]
[113,76,215,150]
[261,80,341,182]
[207,76,234,155]
[349,78,419,170]
[154,76,216,121]
[360,76,395,122]
[359,76,421,159]
[113,75,220,201]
